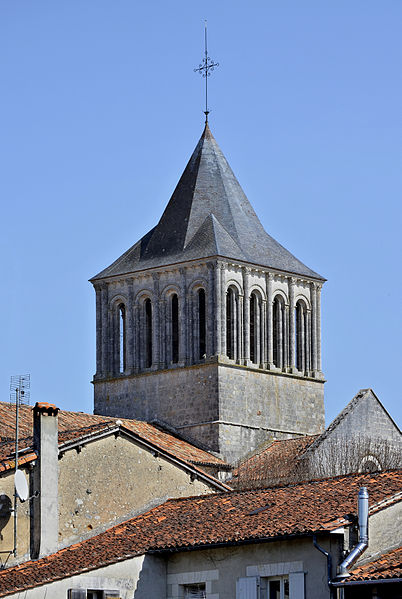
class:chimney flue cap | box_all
[33,402,59,416]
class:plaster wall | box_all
[167,536,341,599]
[58,434,215,548]
[5,554,166,599]
[0,469,30,566]
[360,501,402,563]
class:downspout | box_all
[337,487,369,579]
[313,535,334,598]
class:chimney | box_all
[31,402,59,558]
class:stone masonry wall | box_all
[94,360,325,462]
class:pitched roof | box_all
[0,470,400,596]
[304,389,402,456]
[0,403,226,475]
[345,546,402,583]
[232,436,318,489]
[92,124,323,281]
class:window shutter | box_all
[236,576,258,599]
[68,591,86,599]
[289,572,305,599]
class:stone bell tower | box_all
[91,123,325,463]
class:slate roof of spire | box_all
[92,124,324,281]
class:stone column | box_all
[284,305,289,369]
[95,285,102,376]
[243,267,251,364]
[100,284,109,376]
[133,303,139,372]
[310,282,318,373]
[261,299,266,367]
[126,279,134,373]
[152,274,160,368]
[189,288,195,363]
[159,298,166,368]
[220,263,227,356]
[306,310,312,373]
[316,284,322,372]
[207,262,215,356]
[238,294,244,362]
[215,262,222,355]
[266,273,274,367]
[179,268,187,364]
[288,277,296,372]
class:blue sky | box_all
[1,1,401,427]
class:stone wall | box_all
[94,360,325,463]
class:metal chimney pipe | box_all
[337,487,369,578]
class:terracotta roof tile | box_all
[0,402,225,473]
[347,545,402,582]
[0,470,400,596]
[233,436,318,488]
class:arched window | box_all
[295,300,308,372]
[144,298,152,368]
[250,292,262,364]
[171,294,179,363]
[198,288,206,359]
[118,303,126,373]
[226,286,238,360]
[273,295,285,368]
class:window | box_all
[295,300,308,372]
[183,583,206,598]
[250,291,262,364]
[260,576,289,599]
[172,294,179,363]
[198,288,206,359]
[68,591,120,599]
[273,296,285,368]
[118,304,126,373]
[226,286,238,360]
[145,298,152,368]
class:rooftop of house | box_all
[232,435,318,488]
[92,124,323,281]
[0,402,227,476]
[0,470,400,596]
[344,545,402,584]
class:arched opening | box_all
[198,288,206,359]
[250,292,262,364]
[145,298,152,368]
[295,300,308,372]
[273,295,285,368]
[226,286,238,360]
[118,303,126,373]
[171,294,179,363]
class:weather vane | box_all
[194,21,219,123]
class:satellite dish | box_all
[14,470,29,502]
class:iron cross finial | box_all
[194,21,219,123]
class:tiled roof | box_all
[92,124,324,281]
[232,436,318,488]
[0,470,400,596]
[0,403,226,473]
[346,546,402,582]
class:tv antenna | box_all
[9,374,30,557]
[194,21,219,123]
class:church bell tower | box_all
[91,123,325,463]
